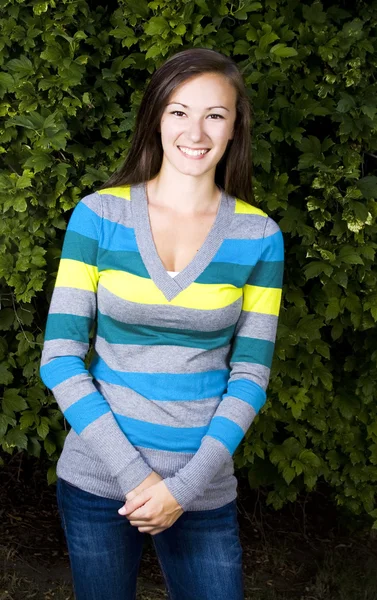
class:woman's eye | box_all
[170,111,224,119]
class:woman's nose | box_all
[187,119,206,142]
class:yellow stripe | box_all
[243,285,282,316]
[99,270,242,309]
[235,198,267,217]
[97,185,131,200]
[55,259,99,292]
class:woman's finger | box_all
[138,526,166,534]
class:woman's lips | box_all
[177,146,211,159]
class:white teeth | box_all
[179,147,209,156]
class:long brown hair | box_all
[99,48,253,204]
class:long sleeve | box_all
[163,217,284,510]
[39,192,153,495]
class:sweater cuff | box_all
[116,455,153,497]
[163,436,232,511]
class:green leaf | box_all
[47,464,57,485]
[270,446,286,465]
[356,176,377,199]
[144,16,169,36]
[337,93,356,113]
[292,459,304,476]
[270,44,298,57]
[126,0,149,17]
[304,261,332,280]
[338,246,364,265]
[0,309,14,330]
[234,40,250,55]
[0,413,16,438]
[13,196,27,212]
[44,436,56,456]
[299,449,321,468]
[0,362,13,385]
[145,44,162,60]
[259,31,279,51]
[282,465,295,484]
[5,427,28,450]
[37,416,50,439]
[2,389,27,414]
[20,411,36,429]
[325,298,340,320]
[27,437,41,458]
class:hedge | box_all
[0,0,376,525]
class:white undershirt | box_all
[167,270,179,277]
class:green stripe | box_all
[247,261,284,288]
[45,313,92,342]
[97,311,235,350]
[61,231,97,266]
[231,336,274,368]
[196,262,250,287]
[98,249,150,278]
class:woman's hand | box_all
[125,470,163,502]
[118,480,184,535]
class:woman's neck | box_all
[147,168,221,215]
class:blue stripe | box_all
[68,203,138,253]
[205,416,244,454]
[213,239,261,266]
[225,379,266,413]
[114,414,208,453]
[40,356,87,389]
[97,311,235,349]
[64,392,110,434]
[262,230,284,261]
[213,233,283,266]
[61,231,98,265]
[90,355,230,401]
[231,337,274,368]
[195,262,250,287]
[100,219,138,252]
[247,260,284,288]
[98,249,150,278]
[44,313,92,342]
[68,202,100,240]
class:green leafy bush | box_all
[1,0,376,523]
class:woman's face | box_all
[159,73,237,179]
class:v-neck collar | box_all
[131,181,235,302]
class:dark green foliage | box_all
[0,0,376,524]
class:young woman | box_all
[40,48,284,600]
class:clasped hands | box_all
[118,471,184,535]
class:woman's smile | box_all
[177,146,211,159]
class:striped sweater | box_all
[40,182,284,511]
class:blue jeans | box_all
[56,478,244,600]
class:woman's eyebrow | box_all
[167,102,230,112]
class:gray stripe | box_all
[98,192,133,227]
[49,287,97,317]
[235,311,278,342]
[80,412,153,491]
[213,395,256,433]
[225,213,267,239]
[228,362,270,390]
[41,339,89,365]
[81,192,103,218]
[51,374,98,411]
[95,335,230,373]
[95,379,221,427]
[98,284,242,331]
